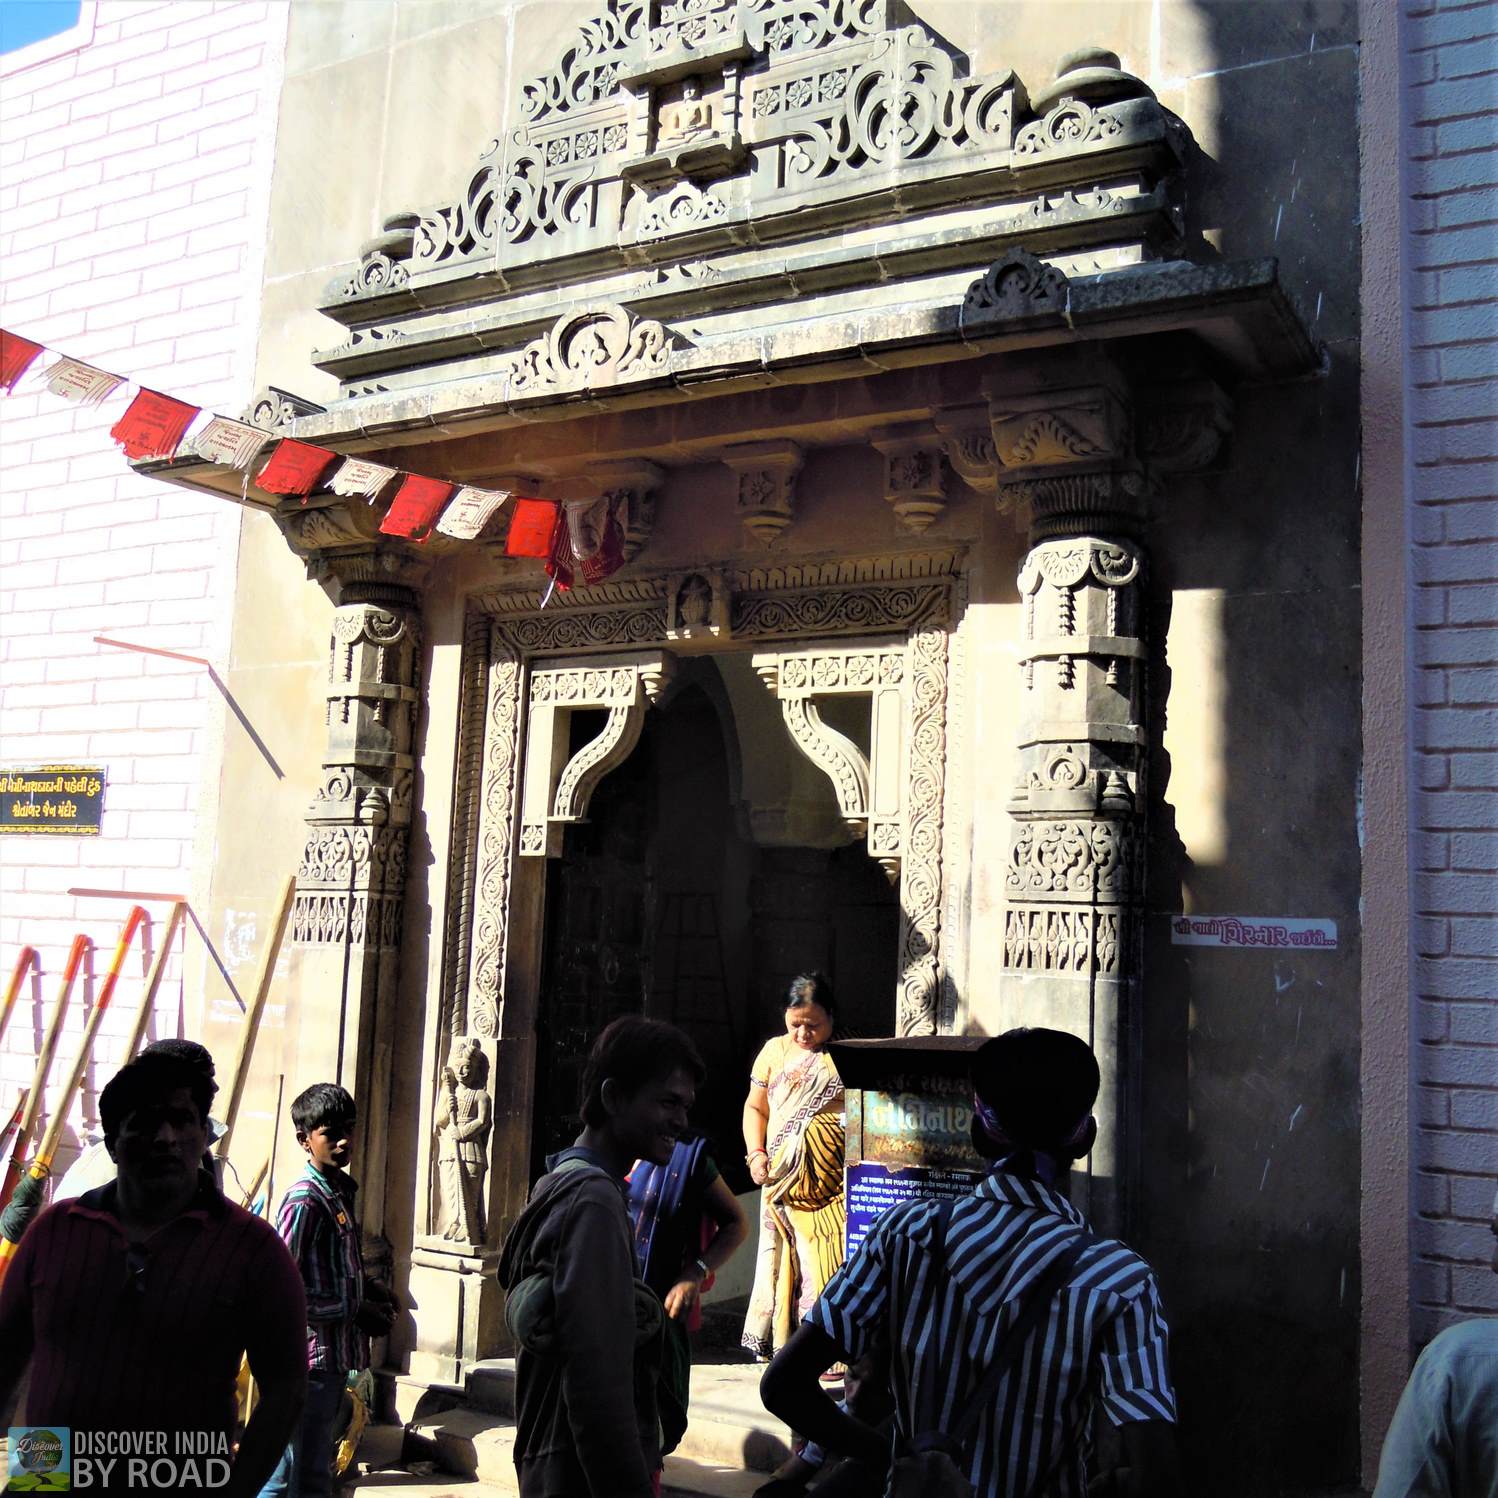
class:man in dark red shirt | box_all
[0,1050,307,1497]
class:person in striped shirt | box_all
[259,1083,396,1498]
[761,1027,1182,1498]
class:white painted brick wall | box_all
[0,0,287,1166]
[1405,0,1498,1339]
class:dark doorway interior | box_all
[532,662,898,1190]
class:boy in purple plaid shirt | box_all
[259,1084,397,1498]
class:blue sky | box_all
[1,0,82,54]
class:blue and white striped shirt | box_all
[807,1168,1177,1497]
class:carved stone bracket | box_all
[934,406,999,494]
[871,428,948,533]
[518,651,678,857]
[554,458,664,563]
[751,629,946,1034]
[1137,378,1233,473]
[989,384,1129,471]
[985,376,1143,540]
[722,439,802,545]
[751,641,906,877]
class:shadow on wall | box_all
[1138,2,1363,1493]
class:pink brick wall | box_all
[0,0,287,1165]
[1405,0,1498,1338]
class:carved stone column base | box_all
[406,1241,506,1385]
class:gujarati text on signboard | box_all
[0,765,107,836]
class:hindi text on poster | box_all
[0,765,107,836]
[845,1161,986,1256]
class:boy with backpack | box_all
[498,1017,707,1498]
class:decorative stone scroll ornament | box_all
[723,440,802,545]
[962,249,1069,326]
[244,386,326,434]
[506,304,677,394]
[518,652,678,858]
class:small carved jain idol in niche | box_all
[436,1040,493,1243]
[660,76,715,142]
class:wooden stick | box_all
[3,934,90,1204]
[123,900,188,1060]
[263,1072,285,1218]
[214,874,296,1162]
[0,947,38,1051]
[33,907,146,1170]
[240,1157,269,1211]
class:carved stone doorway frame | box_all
[430,552,961,1244]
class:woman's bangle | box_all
[746,1148,766,1163]
[692,1257,711,1280]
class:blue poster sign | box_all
[845,1160,986,1255]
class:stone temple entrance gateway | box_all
[145,0,1337,1472]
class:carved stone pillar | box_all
[990,375,1146,1234]
[290,576,421,1242]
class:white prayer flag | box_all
[191,415,268,471]
[329,457,398,499]
[43,357,124,407]
[435,485,511,540]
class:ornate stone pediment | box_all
[311,2,1188,402]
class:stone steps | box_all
[401,1359,790,1498]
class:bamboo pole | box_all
[214,875,296,1162]
[0,946,38,1051]
[31,907,146,1173]
[2,934,90,1205]
[122,900,187,1060]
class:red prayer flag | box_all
[505,497,561,559]
[109,388,200,462]
[379,473,454,541]
[0,331,43,393]
[255,439,337,499]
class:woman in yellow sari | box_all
[741,973,845,1361]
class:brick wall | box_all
[1405,0,1498,1337]
[0,1,287,1165]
